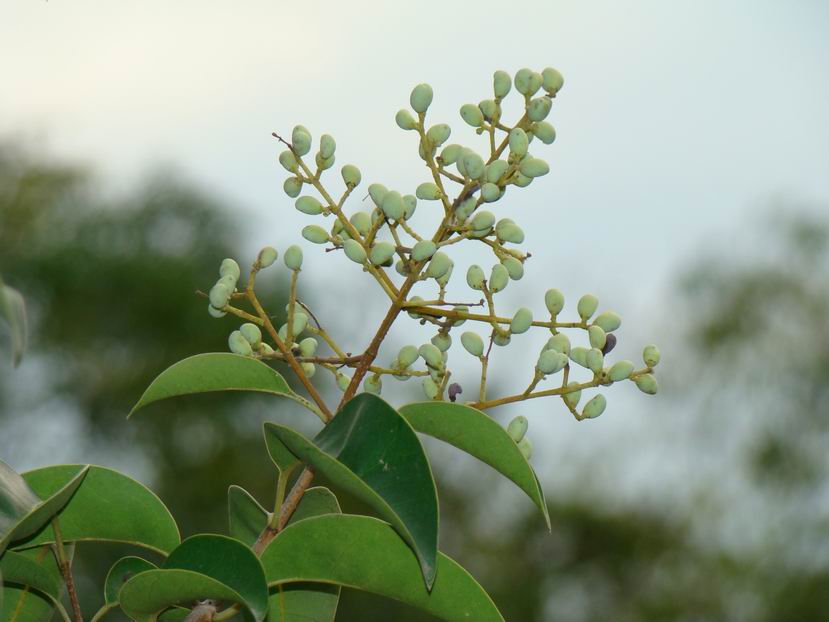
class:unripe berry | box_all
[544,289,565,315]
[537,349,567,374]
[396,109,418,131]
[410,83,434,113]
[544,333,571,355]
[461,151,485,179]
[467,264,485,290]
[577,294,599,321]
[527,97,552,122]
[426,252,452,279]
[582,394,606,419]
[292,126,312,156]
[532,122,556,145]
[229,331,253,356]
[302,225,329,245]
[495,219,525,244]
[364,375,382,394]
[641,345,660,368]
[368,183,388,208]
[431,333,452,353]
[493,70,512,98]
[319,134,336,159]
[542,67,564,95]
[510,307,533,334]
[501,257,524,280]
[634,373,658,395]
[402,194,417,219]
[588,325,606,350]
[519,157,550,178]
[486,160,509,183]
[208,303,226,318]
[563,382,581,408]
[341,164,362,187]
[407,295,424,319]
[209,282,232,309]
[398,345,419,368]
[381,190,404,221]
[422,376,439,399]
[350,212,371,236]
[315,152,335,171]
[570,346,589,368]
[290,312,309,336]
[481,182,500,203]
[461,331,484,357]
[439,144,463,165]
[586,348,604,373]
[343,239,367,264]
[479,99,497,121]
[489,264,509,293]
[460,103,484,127]
[369,242,396,266]
[240,323,262,346]
[284,245,303,270]
[493,332,511,347]
[416,182,442,201]
[336,372,351,392]
[220,258,241,281]
[452,305,468,327]
[426,123,451,147]
[509,128,529,157]
[296,196,323,215]
[411,240,437,262]
[455,197,477,221]
[259,343,275,355]
[279,150,299,175]
[283,176,303,198]
[514,68,535,95]
[470,210,495,233]
[512,172,533,188]
[594,311,622,333]
[419,343,443,369]
[300,362,316,378]
[517,437,533,460]
[257,246,277,269]
[506,416,528,443]
[299,337,318,357]
[609,360,634,382]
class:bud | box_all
[527,96,552,122]
[512,173,533,188]
[514,68,535,95]
[586,348,604,373]
[299,337,318,358]
[419,343,443,369]
[509,128,529,157]
[563,382,581,408]
[229,330,253,356]
[220,258,241,281]
[519,157,550,178]
[542,67,564,95]
[315,152,335,171]
[635,373,658,395]
[486,160,509,183]
[398,345,419,368]
[290,312,309,336]
[489,264,509,293]
[284,245,303,271]
[537,349,567,374]
[642,345,661,367]
[364,375,382,394]
[544,288,565,315]
[501,257,524,280]
[302,225,330,245]
[532,121,556,145]
[402,194,417,220]
[461,331,485,357]
[426,123,451,146]
[395,109,418,131]
[240,323,262,346]
[368,183,388,207]
[495,219,525,244]
[481,182,500,203]
[259,343,275,355]
[296,196,323,215]
[431,333,452,352]
[608,360,634,382]
[582,394,606,419]
[411,240,437,262]
[470,210,495,233]
[455,197,477,221]
[427,252,452,279]
[479,99,497,120]
[415,182,442,201]
[507,416,528,443]
[410,83,434,113]
[319,134,336,159]
[279,150,298,173]
[517,437,533,460]
[493,332,512,347]
[588,325,606,350]
[381,190,404,221]
[439,144,463,165]
[343,239,367,264]
[369,241,396,266]
[461,151,485,179]
[291,125,312,156]
[570,346,589,368]
[209,282,232,309]
[460,103,484,127]
[577,294,599,321]
[350,212,371,236]
[510,307,533,334]
[208,303,226,318]
[544,333,571,355]
[341,164,362,187]
[466,264,485,290]
[422,376,439,399]
[283,176,303,198]
[594,311,622,333]
[493,70,512,98]
[300,362,316,378]
[407,295,424,319]
[452,305,468,327]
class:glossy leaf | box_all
[104,556,157,604]
[399,401,551,528]
[228,486,271,548]
[261,514,504,622]
[0,462,88,555]
[130,353,303,416]
[264,393,439,588]
[0,550,61,600]
[15,465,179,555]
[0,278,27,367]
[162,534,268,622]
[1,547,68,622]
[263,425,301,476]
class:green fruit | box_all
[279,150,298,173]
[302,225,330,244]
[319,134,336,159]
[402,194,417,219]
[493,332,511,347]
[341,164,362,187]
[350,211,371,236]
[594,311,622,333]
[461,331,484,357]
[517,437,533,460]
[455,197,477,221]
[427,251,452,279]
[395,260,409,276]
[336,373,351,391]
[577,294,599,321]
[588,325,606,349]
[208,303,226,318]
[479,99,498,120]
[609,360,634,382]
[292,125,312,156]
[299,337,318,357]
[527,97,552,122]
[439,144,463,165]
[395,109,418,131]
[427,123,451,146]
[437,263,453,286]
[368,183,388,207]
[220,258,241,281]
[493,70,512,98]
[544,333,570,355]
[209,282,231,309]
[416,182,442,200]
[398,345,419,368]
[582,394,606,419]
[501,257,524,280]
[643,344,661,367]
[422,377,439,399]
[284,245,303,270]
[419,343,443,369]
[514,68,534,95]
[634,373,658,395]
[364,375,382,394]
[259,343,275,355]
[489,264,509,293]
[528,72,543,95]
[461,151,485,179]
[460,103,484,127]
[495,219,525,243]
[510,307,533,334]
[229,330,253,356]
[315,152,335,171]
[537,349,567,374]
[301,362,316,378]
[296,196,323,215]
[544,288,565,315]
[411,240,437,262]
[240,322,262,346]
[542,67,564,95]
[407,295,424,318]
[467,264,485,290]
[410,83,434,113]
[509,128,529,157]
[570,346,589,368]
[343,239,367,264]
[486,160,509,183]
[290,312,309,336]
[563,382,581,408]
[507,416,528,443]
[370,241,396,266]
[431,333,452,352]
[381,190,404,220]
[283,176,303,198]
[519,157,550,178]
[533,121,556,144]
[470,210,495,232]
[479,182,499,203]
[586,348,604,373]
[452,305,468,327]
[512,172,533,188]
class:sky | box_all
[2,0,829,550]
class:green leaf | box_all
[228,486,271,548]
[263,426,301,476]
[0,550,61,600]
[399,401,551,529]
[162,534,269,622]
[104,557,157,605]
[14,465,180,555]
[1,547,69,622]
[286,487,340,526]
[130,353,305,417]
[261,514,504,622]
[0,461,88,555]
[0,277,27,367]
[264,393,439,588]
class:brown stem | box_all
[252,467,316,554]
